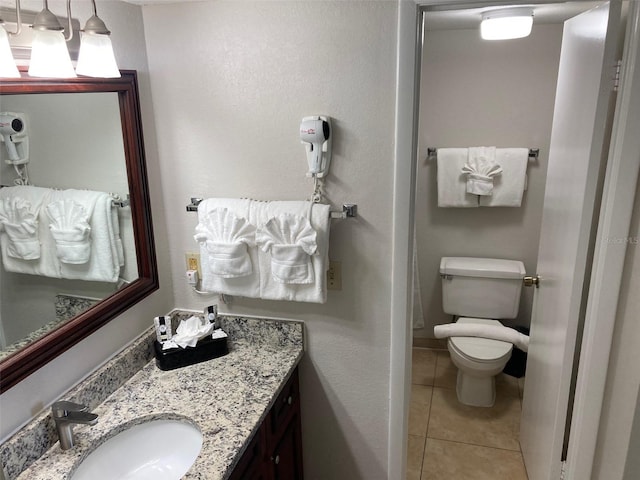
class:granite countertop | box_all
[3,312,304,480]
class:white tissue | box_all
[162,316,214,350]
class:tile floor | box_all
[407,347,529,480]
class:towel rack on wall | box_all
[1,185,130,208]
[185,197,358,219]
[426,147,540,160]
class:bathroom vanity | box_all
[0,313,304,480]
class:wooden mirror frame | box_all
[0,70,158,392]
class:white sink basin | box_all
[70,419,203,480]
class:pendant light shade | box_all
[481,8,534,41]
[76,12,119,78]
[0,24,20,78]
[28,4,76,78]
[28,28,76,77]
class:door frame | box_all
[389,0,640,478]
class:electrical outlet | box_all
[327,261,342,291]
[185,252,201,278]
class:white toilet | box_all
[440,257,526,407]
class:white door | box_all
[519,3,621,480]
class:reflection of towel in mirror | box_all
[0,196,42,260]
[53,190,121,282]
[0,187,54,273]
[46,199,91,264]
[462,146,502,196]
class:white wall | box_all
[414,24,563,337]
[141,1,398,478]
[0,0,174,440]
[592,176,640,479]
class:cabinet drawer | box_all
[269,369,299,439]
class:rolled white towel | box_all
[434,323,529,352]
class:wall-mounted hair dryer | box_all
[300,115,332,177]
[0,112,29,165]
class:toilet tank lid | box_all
[440,257,526,279]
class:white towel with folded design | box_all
[195,207,256,278]
[252,201,330,303]
[54,190,121,282]
[0,196,41,260]
[437,148,479,207]
[256,213,318,284]
[462,146,502,196]
[195,198,260,297]
[46,199,92,264]
[479,148,529,207]
[0,186,57,275]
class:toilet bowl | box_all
[447,318,513,407]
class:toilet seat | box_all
[449,318,513,363]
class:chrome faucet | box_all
[51,401,98,450]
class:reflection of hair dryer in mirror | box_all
[0,112,29,165]
[300,115,332,177]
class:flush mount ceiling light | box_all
[481,8,534,40]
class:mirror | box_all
[0,71,158,392]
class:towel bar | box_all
[186,197,358,219]
[427,147,539,160]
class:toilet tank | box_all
[440,257,526,319]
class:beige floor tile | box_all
[434,351,520,398]
[427,387,522,451]
[407,434,426,477]
[421,438,528,480]
[434,351,457,389]
[409,384,433,436]
[412,348,437,386]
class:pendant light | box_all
[28,0,76,78]
[75,0,119,78]
[0,21,20,78]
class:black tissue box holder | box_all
[154,333,229,371]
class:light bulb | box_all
[76,32,120,78]
[0,25,20,78]
[28,29,76,78]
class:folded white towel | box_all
[194,207,256,278]
[462,146,502,196]
[46,199,91,264]
[55,190,121,282]
[437,148,479,207]
[252,201,331,303]
[479,148,529,207]
[0,186,58,276]
[0,196,41,260]
[195,198,260,297]
[256,213,317,284]
[433,323,529,352]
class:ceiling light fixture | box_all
[0,0,119,79]
[481,8,534,41]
